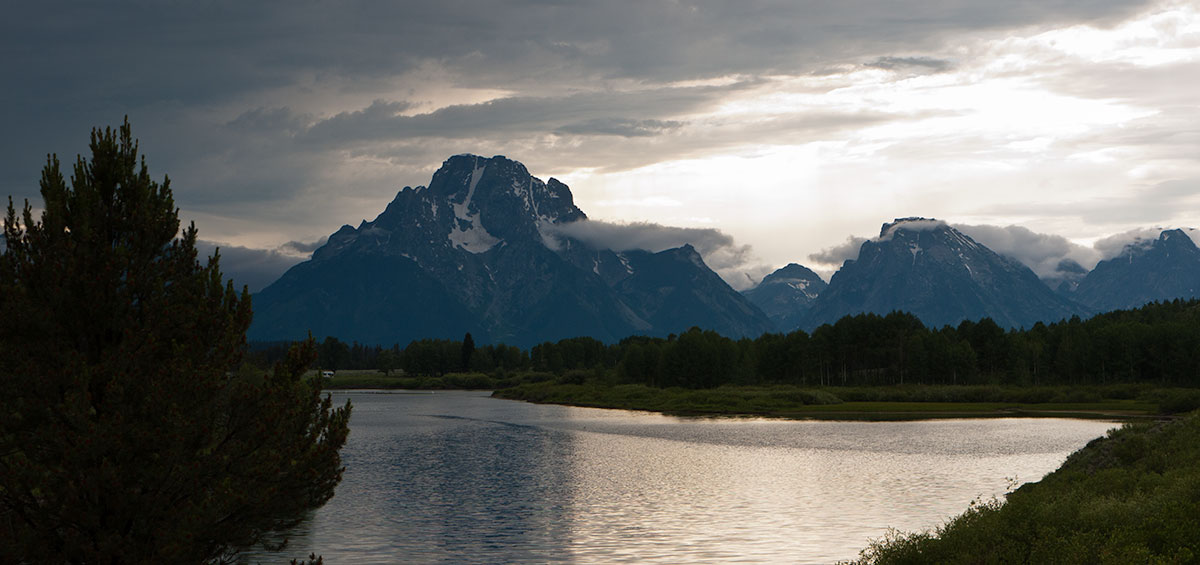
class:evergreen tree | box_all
[461,332,475,372]
[0,120,351,563]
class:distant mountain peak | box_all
[1075,227,1200,311]
[742,263,828,331]
[802,217,1085,330]
[879,217,946,239]
[760,263,825,290]
[251,154,774,346]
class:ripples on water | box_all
[241,391,1116,564]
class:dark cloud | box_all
[556,118,685,137]
[0,0,1163,255]
[279,237,328,255]
[226,106,313,134]
[545,219,766,290]
[196,239,321,293]
[301,84,752,147]
[864,56,954,73]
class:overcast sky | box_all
[4,0,1198,290]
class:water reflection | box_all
[242,391,1116,564]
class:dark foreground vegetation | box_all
[265,298,1200,390]
[850,410,1200,564]
[492,382,1177,419]
[0,122,348,564]
[264,298,1200,418]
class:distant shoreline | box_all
[491,394,1154,422]
[314,370,1184,421]
[488,382,1167,421]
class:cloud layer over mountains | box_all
[6,1,1196,290]
[806,221,1198,287]
[545,220,769,291]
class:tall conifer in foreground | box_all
[0,120,350,563]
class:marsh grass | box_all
[847,411,1200,563]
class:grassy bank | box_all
[311,369,504,390]
[848,410,1200,563]
[490,382,1187,419]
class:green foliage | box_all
[850,412,1200,564]
[275,300,1200,397]
[495,382,1159,418]
[494,382,844,414]
[0,120,351,563]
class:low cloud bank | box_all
[197,237,326,293]
[954,224,1100,280]
[805,221,1198,289]
[808,235,870,272]
[546,219,769,291]
[1093,227,1171,260]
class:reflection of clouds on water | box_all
[241,391,579,563]
[243,391,1115,563]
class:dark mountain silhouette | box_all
[1073,229,1200,311]
[742,263,827,332]
[801,218,1087,330]
[249,154,774,347]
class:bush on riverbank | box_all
[826,383,1156,404]
[850,411,1200,564]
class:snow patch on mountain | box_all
[448,219,500,253]
[447,160,501,253]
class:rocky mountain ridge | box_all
[794,218,1088,331]
[1072,228,1200,311]
[249,155,774,347]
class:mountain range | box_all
[794,218,1086,331]
[249,155,1200,345]
[1071,228,1200,312]
[249,155,773,347]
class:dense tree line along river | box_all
[242,391,1116,564]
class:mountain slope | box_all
[1073,229,1200,311]
[742,263,827,332]
[250,154,774,346]
[803,218,1086,330]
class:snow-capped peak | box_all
[447,158,500,253]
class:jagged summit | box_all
[879,217,947,239]
[250,154,774,347]
[1074,228,1200,311]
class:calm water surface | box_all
[245,391,1116,564]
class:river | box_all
[242,390,1117,564]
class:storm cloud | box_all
[2,0,1189,279]
[196,238,324,293]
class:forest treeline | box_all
[249,298,1200,389]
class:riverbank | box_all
[849,410,1200,563]
[313,369,500,390]
[491,382,1176,420]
